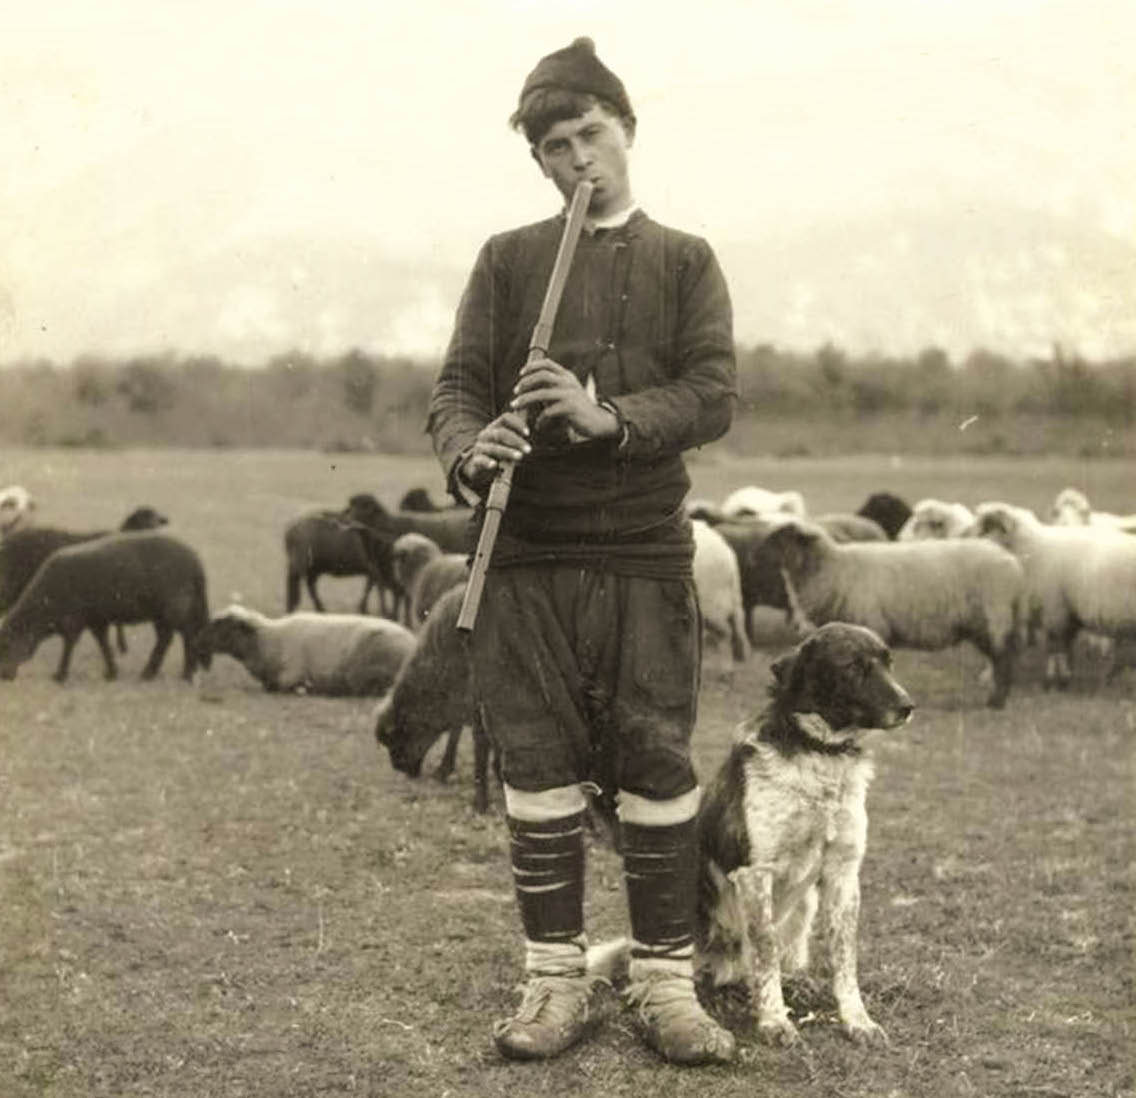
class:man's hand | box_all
[459,411,532,491]
[510,357,619,442]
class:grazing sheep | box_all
[975,503,1136,687]
[0,486,35,535]
[0,532,210,683]
[1049,488,1136,534]
[763,519,1024,708]
[399,486,454,513]
[897,498,977,540]
[283,508,394,616]
[198,604,414,695]
[692,519,748,662]
[855,492,912,540]
[344,492,472,553]
[373,584,496,812]
[0,507,171,616]
[721,486,806,519]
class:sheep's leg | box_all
[286,570,302,613]
[115,623,129,655]
[178,630,198,679]
[357,577,373,615]
[91,624,118,681]
[986,633,1016,709]
[472,721,490,814]
[305,573,325,613]
[141,624,174,680]
[434,726,462,782]
[53,630,81,684]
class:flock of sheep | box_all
[1,477,1133,807]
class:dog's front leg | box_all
[821,862,888,1046]
[729,865,800,1046]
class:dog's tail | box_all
[585,936,631,983]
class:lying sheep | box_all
[0,532,210,683]
[373,584,495,812]
[897,498,977,540]
[692,519,748,662]
[855,491,912,540]
[0,485,35,535]
[198,604,414,696]
[1049,487,1136,534]
[763,519,1024,708]
[976,503,1136,687]
[721,485,806,519]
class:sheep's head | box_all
[1050,487,1091,525]
[197,611,259,662]
[344,493,389,529]
[120,506,168,531]
[0,628,35,679]
[391,533,441,590]
[0,486,35,535]
[762,519,827,579]
[975,505,1018,546]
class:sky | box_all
[2,0,1134,367]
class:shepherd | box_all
[427,37,738,1064]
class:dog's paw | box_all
[842,1016,889,1047]
[757,1016,801,1047]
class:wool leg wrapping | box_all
[621,816,699,961]
[506,812,586,945]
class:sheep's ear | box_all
[770,650,797,685]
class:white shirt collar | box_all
[583,201,638,234]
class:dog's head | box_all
[767,622,914,751]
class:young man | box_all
[427,37,737,1065]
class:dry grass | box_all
[0,447,1133,1098]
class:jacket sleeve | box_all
[604,240,737,459]
[426,238,503,499]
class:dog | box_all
[587,621,914,1048]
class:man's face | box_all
[534,105,633,219]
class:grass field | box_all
[0,446,1133,1098]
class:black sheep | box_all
[0,532,210,683]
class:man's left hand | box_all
[510,357,619,442]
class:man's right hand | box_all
[459,411,532,491]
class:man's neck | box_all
[583,198,637,233]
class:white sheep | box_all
[692,519,749,663]
[721,485,807,519]
[390,531,468,628]
[763,518,1024,708]
[896,498,977,540]
[0,485,35,535]
[1049,487,1136,534]
[975,503,1136,687]
[198,604,415,695]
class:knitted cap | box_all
[516,37,633,119]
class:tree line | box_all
[0,343,1132,457]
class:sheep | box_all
[692,519,749,662]
[399,486,454,513]
[975,503,1136,687]
[198,604,414,696]
[373,584,496,813]
[0,506,170,616]
[0,532,210,683]
[0,485,35,535]
[1049,488,1136,534]
[344,492,472,553]
[410,554,470,626]
[283,508,394,616]
[761,518,1024,708]
[390,532,469,628]
[896,498,977,540]
[721,485,807,519]
[855,491,912,540]
[811,512,888,543]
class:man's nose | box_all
[569,139,592,169]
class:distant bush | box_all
[0,342,1132,456]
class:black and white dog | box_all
[590,621,915,1047]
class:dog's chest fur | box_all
[740,742,874,877]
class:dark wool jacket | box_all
[427,209,736,576]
